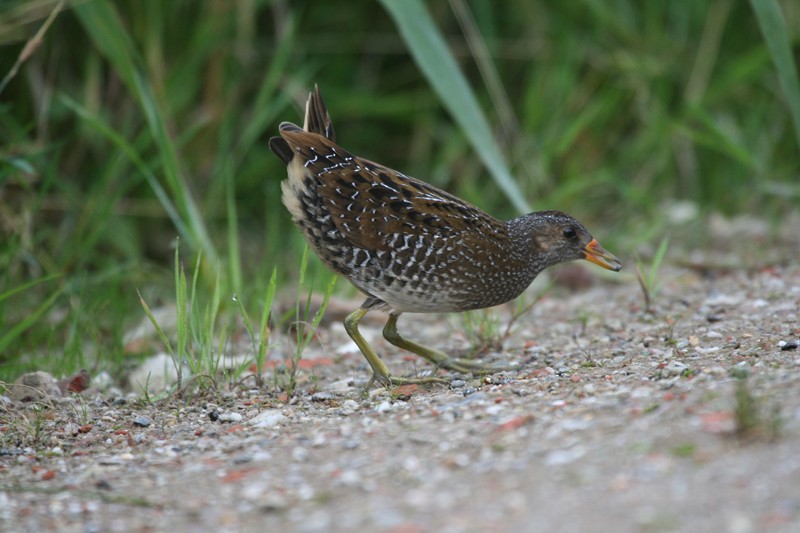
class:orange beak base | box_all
[583,239,622,272]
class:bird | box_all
[269,85,621,388]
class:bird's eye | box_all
[563,226,577,240]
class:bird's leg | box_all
[344,307,448,391]
[382,313,515,375]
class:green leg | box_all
[344,307,447,390]
[383,313,515,375]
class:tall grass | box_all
[0,0,797,382]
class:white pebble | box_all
[218,412,243,423]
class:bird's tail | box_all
[303,84,336,142]
[269,84,335,165]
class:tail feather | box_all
[303,84,336,142]
[269,84,335,166]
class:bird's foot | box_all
[360,372,449,395]
[436,357,518,375]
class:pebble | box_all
[336,469,361,486]
[92,370,115,390]
[779,340,799,351]
[660,360,688,378]
[485,404,504,416]
[311,392,336,402]
[291,447,310,462]
[218,412,243,423]
[374,400,393,413]
[704,293,741,306]
[133,415,152,427]
[250,410,286,428]
[450,379,467,388]
[129,353,184,393]
[545,446,587,466]
[340,399,360,413]
[10,371,61,402]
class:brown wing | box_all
[278,124,509,253]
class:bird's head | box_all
[514,210,622,272]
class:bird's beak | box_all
[583,239,622,272]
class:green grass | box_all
[636,236,670,313]
[733,376,782,442]
[1,1,798,385]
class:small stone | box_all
[450,380,467,388]
[311,392,336,402]
[261,492,290,511]
[291,447,310,462]
[208,410,220,421]
[92,370,115,389]
[779,339,799,351]
[340,399,360,413]
[704,293,741,306]
[660,360,688,378]
[485,404,504,416]
[129,353,186,394]
[337,469,361,486]
[10,371,62,402]
[218,412,243,423]
[452,453,470,467]
[250,410,286,428]
[374,400,393,413]
[545,446,586,466]
[484,373,512,385]
[133,415,152,427]
[462,387,478,396]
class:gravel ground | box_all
[2,260,800,533]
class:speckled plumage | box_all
[270,86,621,386]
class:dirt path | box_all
[2,263,800,532]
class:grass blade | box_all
[225,168,242,294]
[59,95,190,240]
[0,273,62,304]
[137,290,175,359]
[72,0,218,265]
[174,244,188,392]
[750,0,800,151]
[0,285,64,355]
[255,267,278,385]
[379,0,531,214]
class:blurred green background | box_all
[1,0,798,381]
